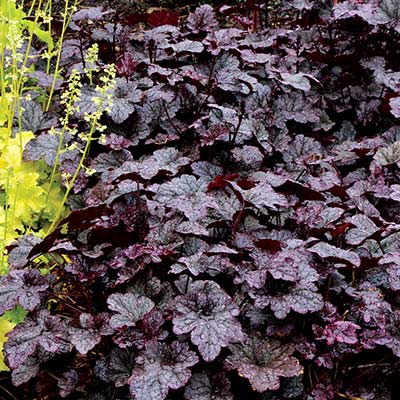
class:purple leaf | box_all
[225,335,303,392]
[0,269,48,313]
[379,252,400,291]
[129,341,198,400]
[345,214,379,245]
[334,1,394,26]
[283,135,324,165]
[72,6,110,21]
[4,310,68,369]
[316,321,361,346]
[6,234,42,268]
[173,280,243,361]
[240,49,275,64]
[374,141,400,166]
[170,40,204,55]
[108,348,136,387]
[230,181,288,211]
[250,264,323,319]
[184,372,233,400]
[18,99,58,133]
[23,132,63,166]
[152,175,219,221]
[108,78,141,124]
[308,242,361,267]
[232,146,264,168]
[390,97,400,119]
[171,254,232,276]
[205,28,244,55]
[250,249,304,282]
[77,78,140,124]
[58,370,79,398]
[203,53,256,93]
[275,94,320,126]
[186,5,218,33]
[107,292,155,328]
[11,348,52,386]
[279,72,312,91]
[128,148,191,180]
[69,313,111,355]
[113,308,167,350]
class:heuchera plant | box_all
[1,0,400,398]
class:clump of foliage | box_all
[1,0,400,398]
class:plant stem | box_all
[45,0,78,112]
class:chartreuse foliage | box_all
[0,0,58,373]
[0,0,110,376]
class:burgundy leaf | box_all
[147,10,180,27]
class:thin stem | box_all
[47,81,111,233]
[162,100,181,135]
[12,0,42,156]
[45,0,54,74]
[44,290,85,314]
[197,55,216,115]
[0,384,18,400]
[1,169,12,270]
[45,0,78,112]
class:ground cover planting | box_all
[0,0,400,398]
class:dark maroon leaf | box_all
[147,10,180,27]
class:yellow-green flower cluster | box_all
[47,64,116,233]
[60,69,82,130]
[84,43,99,85]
